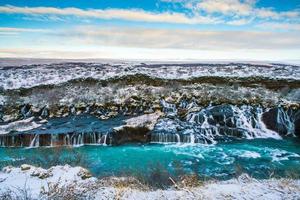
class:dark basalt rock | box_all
[295,118,300,137]
[0,97,299,147]
[262,108,279,133]
[110,126,151,145]
[0,105,3,122]
[262,108,300,136]
[186,105,237,128]
[207,105,235,127]
[40,106,49,118]
[20,104,32,119]
[177,108,188,120]
[209,105,234,118]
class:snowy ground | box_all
[0,165,299,200]
[1,62,299,90]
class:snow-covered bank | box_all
[0,117,43,135]
[0,165,299,200]
[1,62,299,90]
[114,111,163,132]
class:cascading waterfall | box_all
[29,134,39,148]
[276,107,298,136]
[151,132,181,143]
[0,101,298,147]
[151,103,285,144]
[50,134,58,146]
[0,131,110,147]
[231,106,281,139]
[175,134,180,143]
[160,99,177,114]
[103,135,108,145]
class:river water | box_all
[1,138,299,180]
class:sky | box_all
[0,0,300,61]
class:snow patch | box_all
[0,166,299,200]
[0,117,42,135]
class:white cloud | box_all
[1,46,299,61]
[44,26,300,50]
[195,0,253,16]
[0,27,51,36]
[0,2,299,60]
[0,27,49,33]
[1,25,299,61]
[0,5,219,25]
[255,8,300,19]
[1,25,299,50]
[1,3,298,27]
[169,0,300,21]
[256,22,300,31]
[226,18,252,25]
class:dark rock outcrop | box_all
[262,107,300,136]
[110,126,151,145]
[111,111,163,145]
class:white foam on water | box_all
[262,148,300,162]
[240,151,261,159]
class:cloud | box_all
[1,46,299,61]
[2,3,298,27]
[0,27,50,36]
[0,27,49,32]
[255,8,300,19]
[195,0,253,16]
[168,0,300,21]
[51,26,300,50]
[256,22,300,31]
[226,18,253,25]
[0,5,220,25]
[1,25,300,60]
[1,25,299,50]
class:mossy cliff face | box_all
[0,99,299,147]
[1,62,299,107]
[1,89,299,123]
[0,62,299,146]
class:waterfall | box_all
[70,133,84,146]
[190,133,195,144]
[100,134,108,145]
[91,132,96,143]
[175,134,180,143]
[230,106,281,139]
[0,102,297,147]
[64,134,70,146]
[255,107,281,139]
[200,113,210,129]
[276,108,297,136]
[151,132,180,143]
[160,99,177,114]
[29,134,39,148]
[50,134,57,146]
[151,103,285,144]
[103,134,107,145]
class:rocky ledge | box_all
[112,111,163,144]
[0,100,299,147]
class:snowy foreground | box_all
[0,165,299,200]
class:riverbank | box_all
[0,165,299,200]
